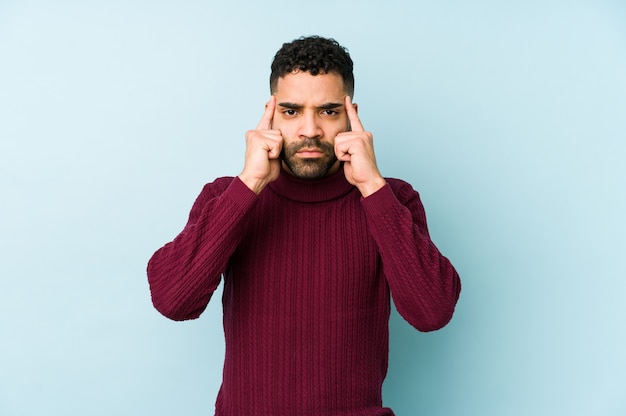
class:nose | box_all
[298,112,323,140]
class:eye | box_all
[282,109,298,116]
[321,109,339,116]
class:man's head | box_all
[270,36,354,97]
[267,36,356,180]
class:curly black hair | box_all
[269,36,354,96]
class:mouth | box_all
[296,148,325,158]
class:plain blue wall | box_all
[1,1,625,415]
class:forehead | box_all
[274,71,346,103]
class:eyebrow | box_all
[278,102,344,110]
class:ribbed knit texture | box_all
[147,166,461,416]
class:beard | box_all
[280,138,338,180]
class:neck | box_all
[268,164,355,203]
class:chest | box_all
[226,195,383,311]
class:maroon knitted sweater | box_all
[147,166,461,416]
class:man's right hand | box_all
[238,96,283,194]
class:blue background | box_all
[1,1,625,415]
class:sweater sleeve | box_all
[361,181,461,332]
[147,177,258,321]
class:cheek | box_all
[324,120,349,137]
[271,117,293,135]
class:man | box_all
[147,36,461,416]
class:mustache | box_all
[293,138,327,151]
[281,138,334,158]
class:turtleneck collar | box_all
[267,164,356,203]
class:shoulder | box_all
[384,177,422,204]
[383,177,428,228]
[191,176,237,206]
[200,176,236,194]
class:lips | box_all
[297,148,324,157]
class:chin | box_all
[285,158,337,180]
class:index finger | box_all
[345,95,364,132]
[256,95,276,130]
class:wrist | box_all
[358,177,386,198]
[238,173,269,195]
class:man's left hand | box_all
[335,96,386,197]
